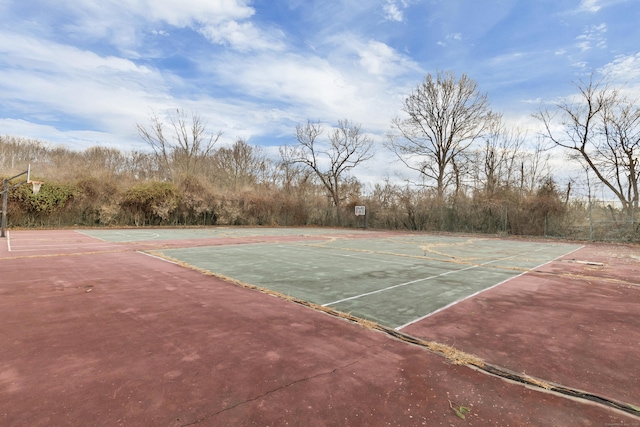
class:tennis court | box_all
[2,227,639,426]
[126,233,582,329]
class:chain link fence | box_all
[359,196,638,243]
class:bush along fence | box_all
[2,176,637,243]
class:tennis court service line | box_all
[321,245,554,308]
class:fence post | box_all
[1,179,8,238]
[589,197,594,240]
[503,205,508,234]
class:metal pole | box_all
[1,179,8,238]
[589,196,593,240]
[1,166,32,238]
[504,205,508,234]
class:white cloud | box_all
[0,118,139,151]
[600,52,640,81]
[0,30,171,143]
[579,0,602,12]
[63,0,254,28]
[383,0,405,22]
[598,52,640,98]
[0,31,150,75]
[200,20,286,52]
[577,0,629,13]
[572,60,588,69]
[575,23,607,51]
[437,32,462,47]
[355,39,421,79]
[139,0,255,26]
[40,0,281,53]
[359,41,402,76]
[211,52,358,117]
[201,33,421,136]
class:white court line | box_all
[11,242,111,248]
[4,230,120,252]
[76,230,161,242]
[75,229,109,242]
[6,243,116,252]
[138,251,180,265]
[395,245,585,331]
[115,231,160,242]
[322,244,565,308]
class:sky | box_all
[1,0,639,185]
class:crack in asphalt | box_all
[179,350,377,426]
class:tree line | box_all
[1,71,638,241]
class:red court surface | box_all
[403,243,640,407]
[1,229,639,426]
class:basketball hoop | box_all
[29,180,44,195]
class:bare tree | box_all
[83,146,127,176]
[211,139,268,190]
[0,136,50,172]
[125,150,159,180]
[136,109,222,179]
[283,119,374,225]
[535,74,639,217]
[469,115,527,195]
[387,70,493,198]
[601,94,640,214]
[277,145,312,193]
[522,137,553,193]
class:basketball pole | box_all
[1,179,8,238]
[1,165,33,238]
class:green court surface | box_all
[134,232,583,330]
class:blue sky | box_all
[1,0,639,182]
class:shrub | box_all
[120,181,179,225]
[6,181,76,227]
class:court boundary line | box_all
[396,245,586,331]
[322,245,559,308]
[77,229,162,242]
[138,250,180,265]
[116,231,160,241]
[7,243,114,252]
[75,229,109,242]
[3,230,123,253]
